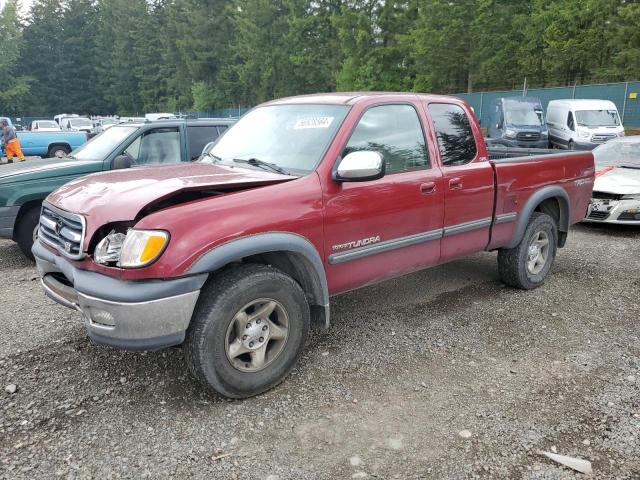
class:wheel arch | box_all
[505,186,570,249]
[188,233,330,328]
[13,198,44,241]
[47,142,72,155]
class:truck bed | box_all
[487,149,595,250]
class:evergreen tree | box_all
[0,0,30,114]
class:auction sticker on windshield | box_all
[294,117,334,129]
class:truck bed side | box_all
[488,151,595,250]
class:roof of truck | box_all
[548,99,617,109]
[263,92,464,106]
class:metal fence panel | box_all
[457,81,640,129]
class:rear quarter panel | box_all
[488,152,594,249]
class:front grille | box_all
[592,191,623,201]
[39,205,85,259]
[516,132,541,141]
[591,134,616,143]
[587,210,610,220]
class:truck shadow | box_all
[576,222,640,238]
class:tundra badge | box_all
[332,235,381,251]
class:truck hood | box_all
[594,167,640,195]
[47,162,296,230]
[0,157,101,183]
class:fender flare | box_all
[188,232,330,327]
[505,186,570,249]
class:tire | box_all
[47,145,70,158]
[185,264,310,398]
[497,212,558,290]
[15,205,41,261]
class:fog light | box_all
[86,308,116,328]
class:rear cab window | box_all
[187,125,222,160]
[427,103,477,166]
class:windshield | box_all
[69,118,93,127]
[575,109,620,127]
[70,126,137,161]
[101,119,116,125]
[504,107,544,126]
[205,104,349,174]
[37,121,59,128]
[593,139,640,169]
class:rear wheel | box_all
[185,264,310,398]
[15,205,41,261]
[497,212,557,290]
[47,145,70,158]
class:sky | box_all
[0,0,33,15]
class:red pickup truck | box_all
[33,93,594,398]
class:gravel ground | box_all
[1,223,639,479]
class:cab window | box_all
[124,128,181,165]
[428,103,477,166]
[187,125,221,160]
[343,104,429,174]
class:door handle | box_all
[449,177,463,190]
[420,181,436,195]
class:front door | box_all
[322,103,444,294]
[426,102,495,261]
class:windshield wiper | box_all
[232,157,290,175]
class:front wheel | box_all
[15,205,41,261]
[185,264,310,398]
[497,212,558,290]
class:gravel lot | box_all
[1,224,639,479]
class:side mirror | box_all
[333,151,385,182]
[200,142,215,156]
[112,154,134,170]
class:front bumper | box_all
[33,240,208,350]
[584,198,640,225]
[0,205,20,239]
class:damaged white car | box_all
[585,136,640,225]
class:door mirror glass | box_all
[334,151,385,182]
[112,154,134,170]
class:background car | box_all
[30,120,62,132]
[60,116,93,133]
[584,136,640,224]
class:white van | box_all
[546,99,624,150]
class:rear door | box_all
[425,102,495,260]
[322,102,444,294]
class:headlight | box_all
[578,130,590,138]
[621,195,640,200]
[94,229,169,268]
[505,129,517,139]
[618,131,625,137]
[541,130,549,137]
[94,230,126,264]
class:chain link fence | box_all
[455,81,640,129]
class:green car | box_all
[0,118,235,259]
